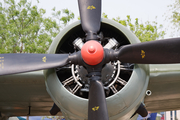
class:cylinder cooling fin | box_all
[55,21,134,99]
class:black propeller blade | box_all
[135,103,148,117]
[50,103,61,115]
[115,38,180,64]
[88,76,109,120]
[131,103,148,118]
[0,53,69,75]
[78,0,101,40]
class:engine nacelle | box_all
[44,18,149,120]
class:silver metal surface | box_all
[104,38,119,49]
[73,38,84,50]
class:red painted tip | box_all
[81,40,104,65]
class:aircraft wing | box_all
[144,64,180,112]
[0,71,61,117]
[1,64,180,117]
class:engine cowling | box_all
[44,18,149,120]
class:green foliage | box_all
[168,0,180,32]
[0,0,165,54]
[102,12,108,19]
[102,13,165,42]
[113,15,165,42]
[60,9,74,26]
[0,0,74,53]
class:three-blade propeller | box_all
[1,0,180,119]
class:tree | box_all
[102,13,165,42]
[0,0,74,53]
[168,0,180,36]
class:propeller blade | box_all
[88,78,109,120]
[0,53,69,75]
[135,103,148,117]
[116,37,180,64]
[78,0,101,40]
[50,103,61,115]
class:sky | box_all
[34,0,176,38]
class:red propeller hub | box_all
[81,40,104,65]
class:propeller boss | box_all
[81,40,104,65]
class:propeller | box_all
[81,40,109,120]
[79,37,180,119]
[114,37,180,64]
[1,0,180,119]
[0,53,69,75]
[50,103,61,115]
[78,0,109,119]
[78,0,101,40]
[88,76,109,120]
